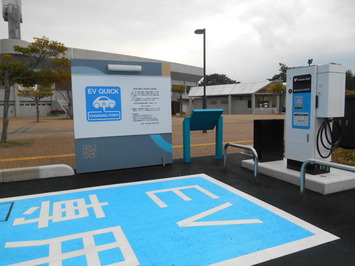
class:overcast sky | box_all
[1,0,354,82]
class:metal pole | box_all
[195,28,207,132]
[223,143,259,184]
[203,29,207,109]
[300,159,355,200]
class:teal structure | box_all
[183,109,224,163]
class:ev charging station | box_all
[285,64,346,174]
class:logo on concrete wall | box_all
[86,86,122,122]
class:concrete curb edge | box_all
[0,164,75,183]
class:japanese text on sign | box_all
[130,87,161,125]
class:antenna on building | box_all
[2,0,22,39]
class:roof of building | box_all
[188,81,273,97]
[0,39,203,86]
[69,47,203,84]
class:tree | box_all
[17,86,54,122]
[268,63,288,82]
[172,84,187,116]
[266,82,286,113]
[198,73,238,86]
[266,82,286,94]
[0,36,70,143]
[172,84,186,94]
[346,70,355,92]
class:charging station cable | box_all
[316,118,342,158]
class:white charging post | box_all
[285,64,346,174]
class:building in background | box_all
[0,39,203,117]
[187,81,284,114]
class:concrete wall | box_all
[16,102,53,117]
[0,100,53,117]
[0,39,29,54]
[208,97,229,113]
[0,85,17,117]
[0,86,55,117]
[232,99,251,114]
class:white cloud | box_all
[0,0,354,82]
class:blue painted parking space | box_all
[0,174,338,265]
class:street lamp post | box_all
[194,28,207,109]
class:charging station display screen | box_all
[292,74,312,129]
[293,74,311,93]
[294,96,304,110]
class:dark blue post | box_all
[183,117,191,163]
[215,116,223,159]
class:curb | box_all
[0,164,75,183]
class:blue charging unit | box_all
[183,109,224,163]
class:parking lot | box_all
[0,114,284,170]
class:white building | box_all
[0,39,203,117]
[187,81,284,114]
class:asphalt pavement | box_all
[1,153,354,265]
[1,114,354,265]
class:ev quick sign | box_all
[86,86,122,122]
[71,59,172,173]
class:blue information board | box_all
[72,59,173,173]
[86,86,122,122]
[0,174,337,265]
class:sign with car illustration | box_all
[71,59,173,173]
[86,86,122,122]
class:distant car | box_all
[93,96,116,109]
